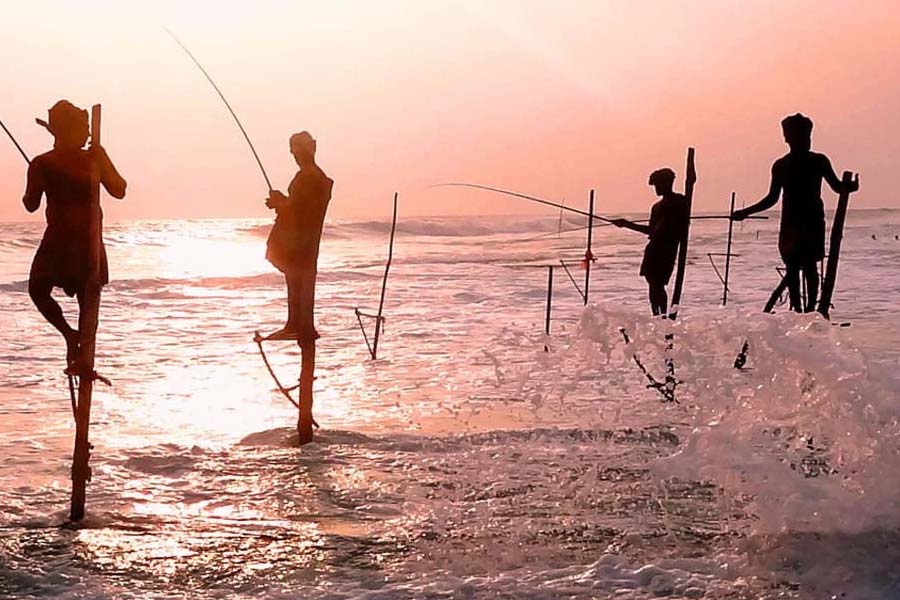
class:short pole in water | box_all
[544,265,553,352]
[583,189,595,306]
[722,191,736,306]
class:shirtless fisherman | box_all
[732,114,859,312]
[613,168,690,316]
[23,100,127,369]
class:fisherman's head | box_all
[781,113,813,153]
[37,100,89,150]
[290,131,316,166]
[648,168,676,196]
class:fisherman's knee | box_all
[28,279,50,305]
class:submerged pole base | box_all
[70,440,93,521]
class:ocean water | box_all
[1,209,899,599]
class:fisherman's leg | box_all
[285,274,299,331]
[75,282,101,366]
[296,269,319,346]
[654,284,668,316]
[29,278,79,365]
[646,278,667,316]
[784,264,802,312]
[802,261,820,313]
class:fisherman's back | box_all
[29,148,107,294]
[774,151,828,226]
[773,151,828,263]
[641,192,688,281]
[34,148,102,239]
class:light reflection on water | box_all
[1,215,899,598]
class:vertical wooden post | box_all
[372,192,398,360]
[583,190,594,306]
[818,171,855,319]
[297,340,316,444]
[70,104,102,521]
[544,265,553,352]
[722,191,736,306]
[669,147,696,319]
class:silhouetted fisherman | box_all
[613,168,689,315]
[23,100,126,369]
[732,114,859,312]
[265,131,333,342]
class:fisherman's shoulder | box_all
[772,154,791,171]
[665,192,688,208]
[31,151,56,167]
[313,165,334,193]
[809,151,832,168]
[313,164,332,183]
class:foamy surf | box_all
[2,214,899,598]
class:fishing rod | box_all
[165,28,273,191]
[527,212,767,243]
[1,118,31,164]
[434,182,617,224]
[434,183,766,227]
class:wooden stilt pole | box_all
[818,171,855,319]
[544,265,553,352]
[583,190,594,306]
[371,192,398,360]
[669,147,697,319]
[70,104,103,521]
[297,339,316,444]
[722,192,736,306]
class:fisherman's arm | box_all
[733,166,781,221]
[822,156,860,194]
[93,146,127,199]
[612,219,651,235]
[22,160,44,213]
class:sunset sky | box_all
[0,0,898,221]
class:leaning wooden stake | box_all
[668,147,697,319]
[817,171,855,319]
[583,190,595,306]
[372,192,398,359]
[763,272,789,313]
[722,192,736,306]
[70,104,103,521]
[544,265,553,352]
[355,193,399,359]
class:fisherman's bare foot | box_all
[266,328,301,341]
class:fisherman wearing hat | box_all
[264,131,333,342]
[613,168,690,315]
[732,114,859,312]
[23,100,126,369]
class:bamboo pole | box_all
[668,148,696,319]
[722,192,736,306]
[818,171,855,319]
[583,190,594,306]
[70,104,103,521]
[371,192,398,359]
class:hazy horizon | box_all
[2,0,899,222]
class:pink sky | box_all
[1,0,898,222]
